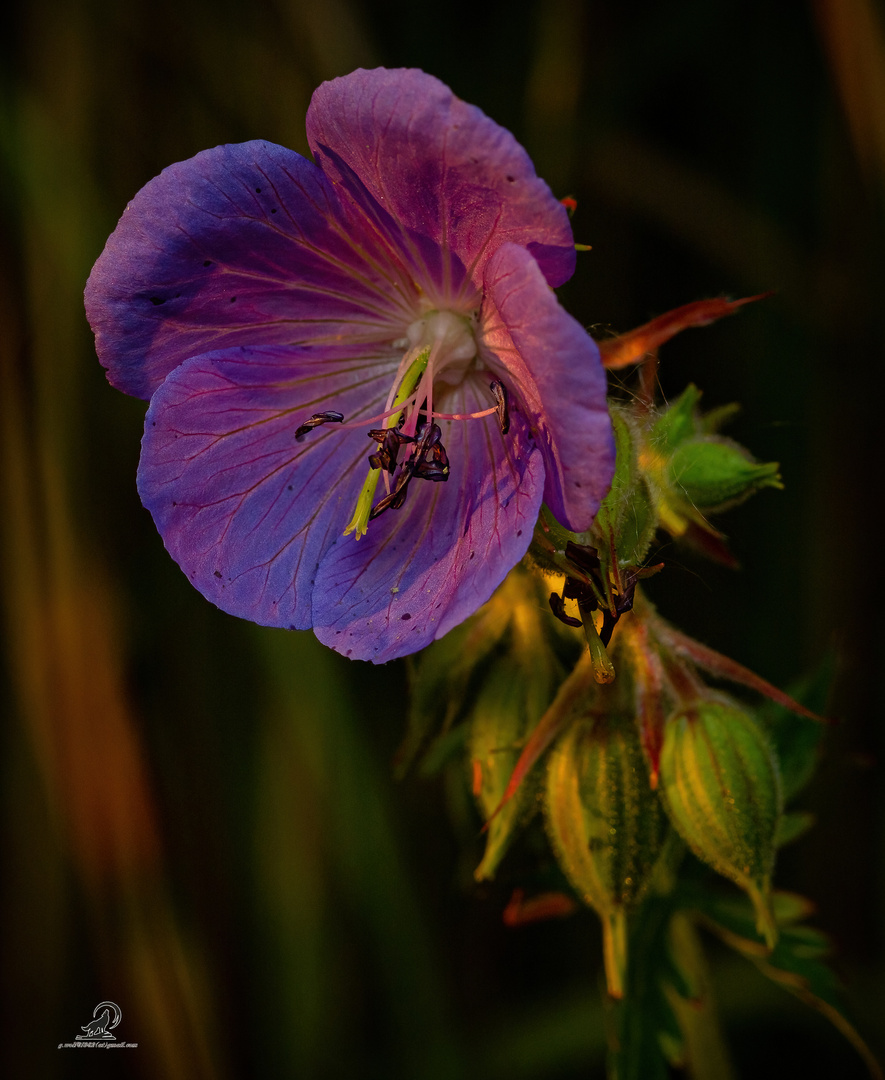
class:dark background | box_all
[1,0,882,1076]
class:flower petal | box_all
[480,243,614,532]
[306,68,576,304]
[311,376,545,662]
[137,343,395,628]
[86,141,415,400]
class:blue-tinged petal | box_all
[312,376,545,662]
[137,344,396,629]
[306,68,576,305]
[480,243,615,532]
[86,141,416,400]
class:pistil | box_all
[344,345,431,539]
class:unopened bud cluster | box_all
[408,330,815,1002]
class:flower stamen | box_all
[490,380,510,434]
[294,411,345,441]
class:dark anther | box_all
[367,427,413,473]
[294,411,345,441]
[490,379,510,434]
[563,577,596,610]
[409,423,450,482]
[368,422,453,520]
[564,541,600,575]
[413,445,449,482]
[549,592,582,628]
[369,468,413,519]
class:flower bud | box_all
[545,711,667,997]
[667,436,782,512]
[659,700,782,947]
[638,384,781,546]
[471,655,555,881]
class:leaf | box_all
[689,887,883,1079]
[759,659,834,801]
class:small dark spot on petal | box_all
[172,501,177,506]
[506,174,515,183]
[213,570,222,578]
[229,296,237,303]
[517,529,523,537]
[151,421,156,427]
[575,481,582,488]
[150,296,165,306]
[203,260,212,267]
[400,613,411,621]
[255,186,262,193]
[469,551,475,559]
[270,208,277,214]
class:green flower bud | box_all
[545,711,667,997]
[668,436,782,512]
[471,655,555,881]
[659,700,782,947]
[636,384,782,548]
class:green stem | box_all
[602,909,628,1000]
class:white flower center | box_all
[406,309,478,389]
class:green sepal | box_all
[648,384,703,453]
[592,406,658,569]
[659,700,782,948]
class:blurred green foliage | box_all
[1,0,882,1077]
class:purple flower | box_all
[86,68,614,662]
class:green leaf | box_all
[775,810,815,847]
[759,659,833,802]
[689,887,883,1079]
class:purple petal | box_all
[86,141,416,400]
[311,375,545,662]
[306,68,576,304]
[480,243,614,532]
[137,344,396,629]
